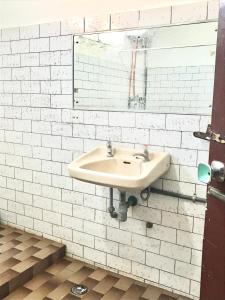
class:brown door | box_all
[200,1,225,299]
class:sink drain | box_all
[71,284,88,296]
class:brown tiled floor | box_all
[3,258,190,300]
[0,225,191,300]
[0,225,65,299]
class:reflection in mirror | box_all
[73,22,217,114]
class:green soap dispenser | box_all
[198,163,211,184]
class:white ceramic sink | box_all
[68,146,170,191]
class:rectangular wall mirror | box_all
[73,21,217,114]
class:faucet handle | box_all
[144,144,150,161]
[144,144,149,152]
[106,140,113,157]
[107,140,112,147]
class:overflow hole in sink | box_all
[123,161,131,164]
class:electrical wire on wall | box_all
[128,35,148,110]
[128,37,139,108]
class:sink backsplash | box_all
[0,2,218,299]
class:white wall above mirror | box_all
[73,21,217,114]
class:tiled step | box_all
[0,225,191,300]
[0,225,65,299]
[3,257,191,300]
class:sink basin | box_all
[68,146,170,191]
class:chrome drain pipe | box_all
[108,187,118,218]
[108,188,137,221]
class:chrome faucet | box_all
[106,140,113,157]
[133,145,150,161]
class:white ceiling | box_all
[0,0,208,29]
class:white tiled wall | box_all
[74,56,214,113]
[0,2,218,299]
[74,53,132,109]
[146,66,214,113]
